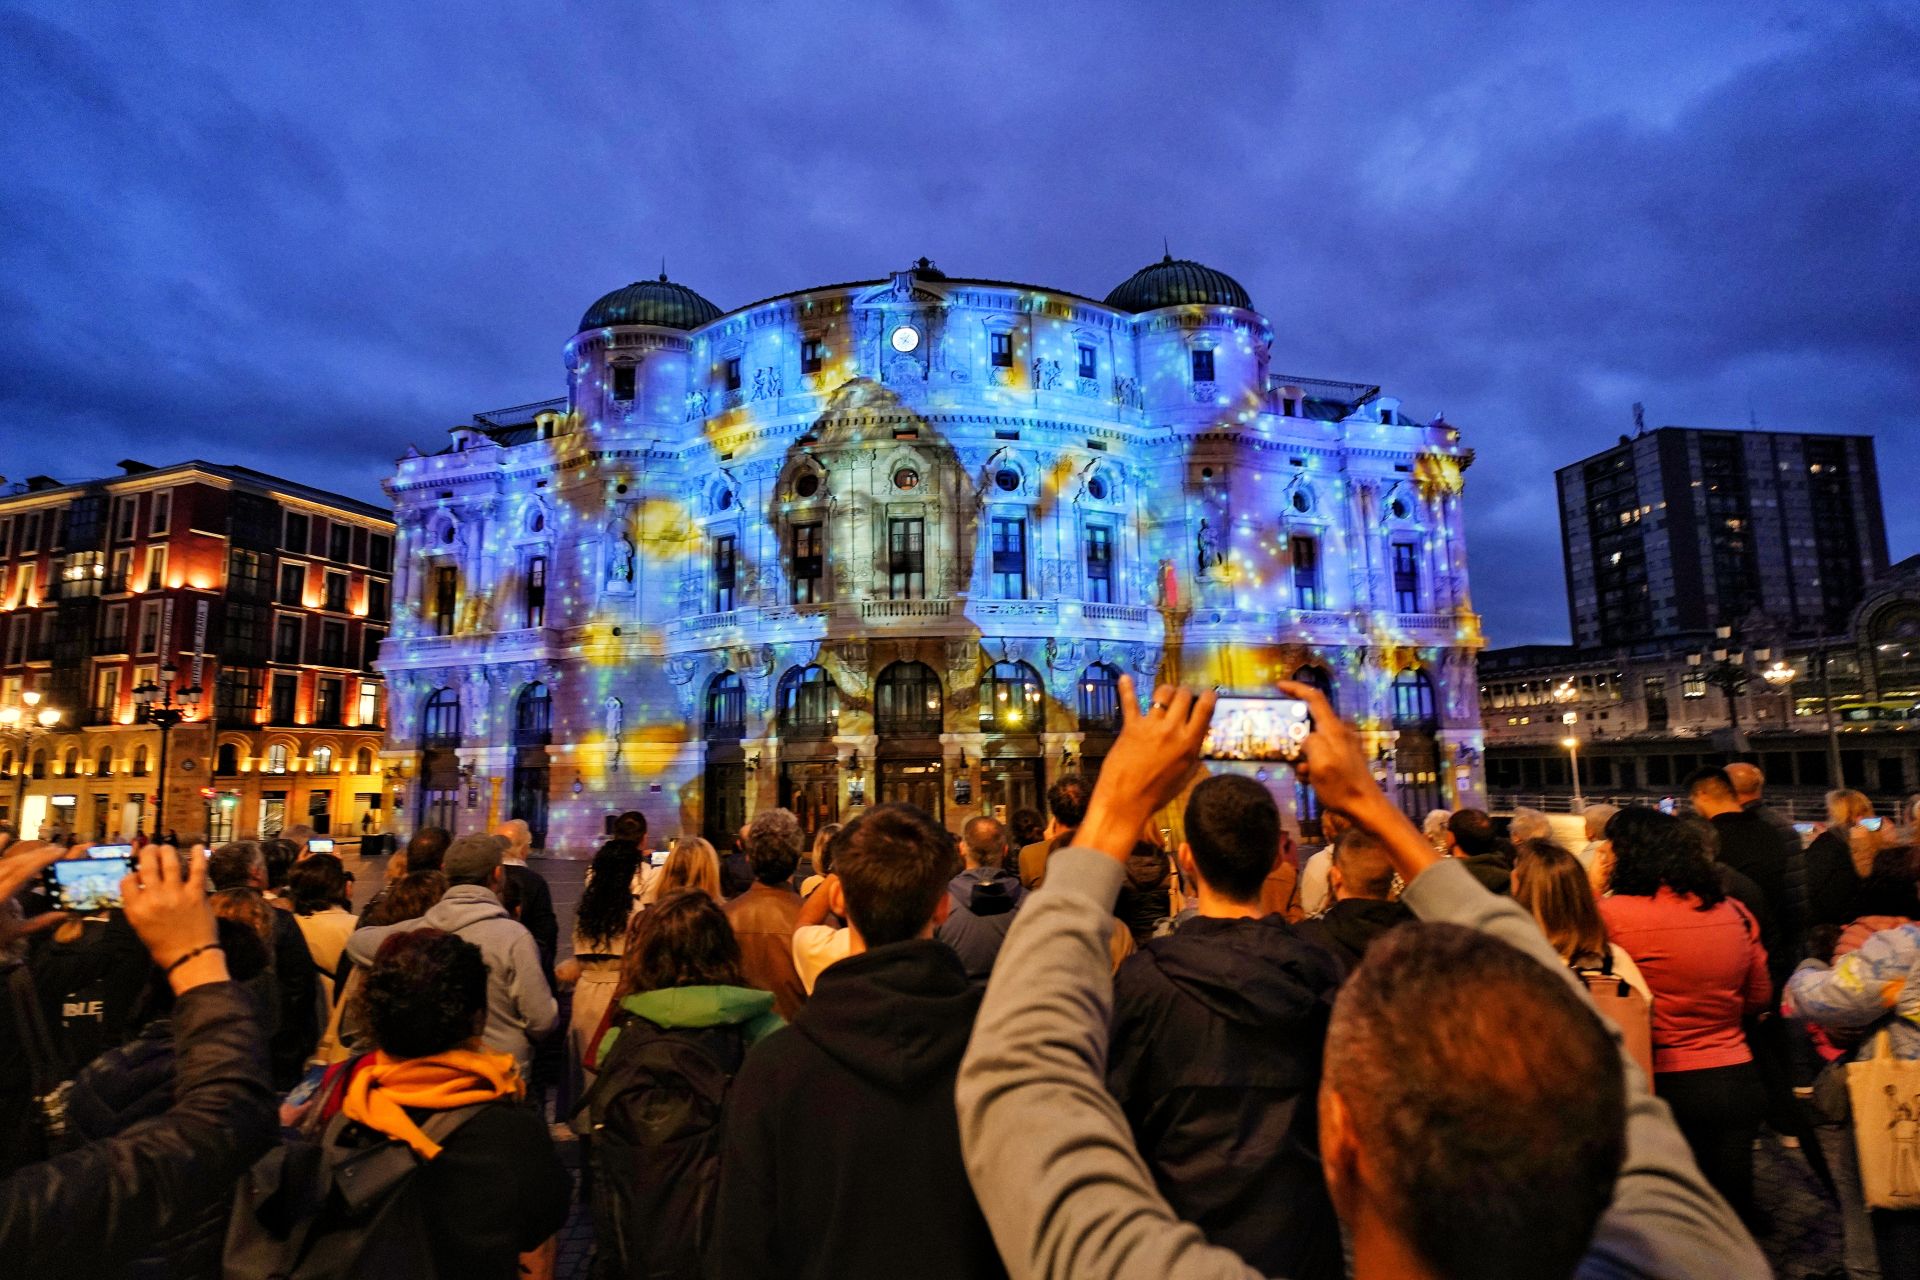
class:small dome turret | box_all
[1104,253,1252,312]
[578,272,722,332]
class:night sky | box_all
[3,1,1914,646]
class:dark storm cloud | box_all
[1,0,1913,644]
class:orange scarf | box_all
[339,1047,522,1159]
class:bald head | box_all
[1724,762,1764,803]
[496,819,532,859]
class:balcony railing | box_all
[1081,602,1150,624]
[861,598,951,620]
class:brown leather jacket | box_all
[1018,833,1075,891]
[725,882,808,1019]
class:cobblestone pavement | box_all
[352,852,1847,1277]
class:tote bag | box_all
[1846,1028,1920,1210]
[1579,954,1654,1085]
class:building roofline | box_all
[1553,424,1881,477]
[0,459,392,523]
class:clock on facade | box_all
[889,325,919,353]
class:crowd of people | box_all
[1,675,1916,1278]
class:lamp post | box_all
[0,690,62,833]
[132,663,202,838]
[1561,707,1585,810]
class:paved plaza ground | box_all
[345,850,1845,1277]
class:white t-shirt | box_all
[1299,847,1334,918]
[791,924,853,994]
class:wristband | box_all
[162,943,223,976]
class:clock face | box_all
[890,325,920,353]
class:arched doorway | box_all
[510,683,551,848]
[418,687,462,832]
[776,665,841,843]
[875,661,944,821]
[979,660,1046,819]
[702,672,747,847]
[1391,667,1442,819]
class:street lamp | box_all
[132,663,202,837]
[0,690,62,833]
[1561,726,1585,811]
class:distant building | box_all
[0,461,393,843]
[381,256,1487,852]
[1557,427,1886,648]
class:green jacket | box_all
[596,984,783,1068]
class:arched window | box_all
[979,661,1045,732]
[875,662,943,735]
[215,743,238,775]
[31,749,47,780]
[514,683,552,745]
[0,749,11,778]
[354,747,375,775]
[704,672,745,740]
[95,747,113,777]
[776,665,840,738]
[1077,663,1122,732]
[63,747,79,777]
[1292,664,1338,715]
[1392,668,1437,728]
[131,745,149,777]
[311,746,334,774]
[422,688,461,747]
[266,744,290,774]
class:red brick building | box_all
[0,460,393,844]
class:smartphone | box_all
[1792,822,1817,839]
[307,838,335,853]
[44,855,133,912]
[1657,797,1676,815]
[1860,816,1884,832]
[650,850,669,868]
[1201,696,1312,763]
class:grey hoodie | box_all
[345,883,558,1075]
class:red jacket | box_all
[1599,889,1770,1074]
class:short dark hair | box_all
[831,804,961,947]
[1332,829,1396,900]
[261,838,300,889]
[288,853,351,915]
[406,827,452,874]
[1447,808,1498,856]
[1046,774,1091,829]
[207,840,265,891]
[1326,923,1625,1280]
[1683,766,1737,804]
[742,809,802,884]
[617,890,745,999]
[1184,774,1279,903]
[1009,807,1046,848]
[365,871,448,927]
[1604,806,1725,908]
[613,810,649,843]
[365,928,489,1059]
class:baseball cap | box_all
[443,833,508,882]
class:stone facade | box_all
[381,258,1485,852]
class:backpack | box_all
[580,1014,746,1279]
[223,1098,492,1280]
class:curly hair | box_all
[365,871,447,927]
[1604,807,1724,909]
[365,928,488,1059]
[614,890,744,1001]
[577,839,643,948]
[742,809,802,884]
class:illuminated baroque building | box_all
[381,256,1485,851]
[0,462,393,842]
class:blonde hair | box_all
[658,836,722,901]
[1827,789,1873,826]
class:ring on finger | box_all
[1149,699,1170,713]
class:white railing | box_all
[860,598,952,619]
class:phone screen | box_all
[650,850,670,868]
[308,838,335,853]
[1657,797,1676,815]
[1201,697,1312,762]
[45,856,132,912]
[1860,817,1884,832]
[1792,822,1817,838]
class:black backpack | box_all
[580,1015,746,1280]
[223,1099,492,1279]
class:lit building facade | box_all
[0,462,393,842]
[381,256,1485,852]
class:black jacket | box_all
[712,940,1004,1280]
[1804,830,1863,929]
[1295,897,1415,972]
[1710,809,1794,982]
[30,913,151,1073]
[501,863,558,978]
[0,981,278,1279]
[1107,914,1344,1280]
[267,906,321,1089]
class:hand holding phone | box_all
[44,854,134,912]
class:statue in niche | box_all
[1195,520,1221,575]
[603,696,624,765]
[1032,357,1062,391]
[608,537,635,587]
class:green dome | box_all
[1104,254,1252,312]
[578,273,722,332]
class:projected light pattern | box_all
[380,256,1484,853]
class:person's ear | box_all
[1318,1083,1362,1223]
[1328,863,1345,896]
[826,875,846,920]
[1176,842,1197,885]
[491,865,506,895]
[932,892,953,926]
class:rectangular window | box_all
[328,523,351,563]
[800,337,827,374]
[351,527,368,566]
[611,364,636,401]
[109,549,132,593]
[269,673,298,724]
[275,615,303,664]
[113,498,137,542]
[524,555,547,628]
[0,517,9,557]
[991,517,1027,599]
[319,621,347,666]
[100,604,127,653]
[283,512,308,554]
[279,563,305,606]
[1291,536,1320,610]
[1077,344,1096,380]
[1191,348,1215,382]
[362,628,384,672]
[143,545,167,591]
[724,358,742,391]
[433,566,457,636]
[137,602,162,655]
[60,551,104,599]
[323,571,348,612]
[93,667,120,724]
[1392,542,1419,612]
[314,677,343,726]
[19,513,39,553]
[712,535,736,612]
[12,564,31,608]
[990,332,1013,369]
[4,618,24,665]
[228,548,270,602]
[889,518,925,600]
[1085,524,1112,603]
[790,523,823,604]
[369,534,391,573]
[149,491,170,534]
[357,680,379,727]
[367,578,389,619]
